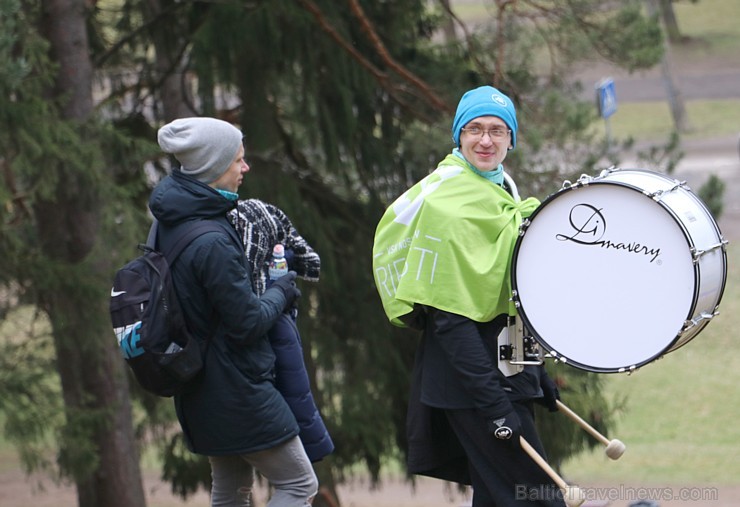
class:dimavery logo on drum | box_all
[555,203,662,263]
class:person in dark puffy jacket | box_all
[229,199,334,463]
[150,117,318,507]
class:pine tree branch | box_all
[93,1,182,68]
[295,0,438,121]
[295,0,391,85]
[0,156,32,225]
[346,0,451,113]
[436,0,489,77]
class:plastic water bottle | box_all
[268,244,289,281]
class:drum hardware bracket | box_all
[550,351,566,365]
[599,166,618,178]
[647,181,686,200]
[497,315,543,376]
[683,310,718,331]
[518,219,531,236]
[562,173,596,190]
[512,335,544,366]
[618,365,638,375]
[499,336,543,366]
[693,238,729,263]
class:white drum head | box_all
[513,181,696,372]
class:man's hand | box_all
[488,409,522,446]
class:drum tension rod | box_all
[562,173,596,190]
[692,238,729,262]
[683,311,718,331]
[646,181,687,199]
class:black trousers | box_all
[445,402,566,507]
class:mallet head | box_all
[564,485,585,507]
[605,439,626,460]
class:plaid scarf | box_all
[228,199,321,296]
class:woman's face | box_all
[211,144,249,193]
[459,116,512,172]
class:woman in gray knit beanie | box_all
[149,117,317,507]
[157,117,247,190]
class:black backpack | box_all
[110,220,223,397]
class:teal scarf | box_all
[217,189,239,201]
[452,148,504,186]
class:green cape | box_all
[372,154,539,326]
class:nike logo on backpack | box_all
[111,288,126,297]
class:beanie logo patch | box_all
[491,94,508,107]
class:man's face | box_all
[459,116,511,172]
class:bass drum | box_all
[511,167,727,373]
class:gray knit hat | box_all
[157,117,244,184]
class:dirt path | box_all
[4,465,740,507]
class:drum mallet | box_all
[556,399,626,460]
[519,436,585,507]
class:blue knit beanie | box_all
[451,86,518,149]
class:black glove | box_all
[539,372,561,413]
[487,409,522,447]
[270,271,301,312]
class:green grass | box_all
[447,0,491,22]
[674,0,740,59]
[596,99,740,142]
[450,0,740,143]
[451,0,740,56]
[563,242,740,485]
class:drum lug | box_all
[518,219,530,236]
[561,170,602,190]
[647,180,686,200]
[598,165,619,179]
[683,310,718,331]
[618,365,638,375]
[693,238,729,262]
[549,351,565,365]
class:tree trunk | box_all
[646,0,691,133]
[438,0,458,44]
[38,0,148,505]
[45,289,147,507]
[659,0,683,43]
[143,0,197,120]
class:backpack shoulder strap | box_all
[161,221,227,265]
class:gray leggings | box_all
[209,436,318,507]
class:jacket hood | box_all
[149,170,236,226]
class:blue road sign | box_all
[597,78,617,119]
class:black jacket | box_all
[407,308,546,482]
[148,171,298,455]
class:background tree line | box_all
[1,1,708,506]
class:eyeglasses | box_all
[460,126,511,139]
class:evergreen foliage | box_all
[698,173,726,220]
[0,0,705,503]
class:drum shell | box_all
[512,168,727,373]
